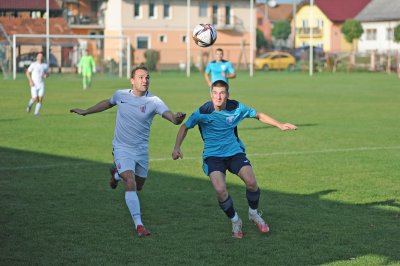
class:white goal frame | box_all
[12,34,131,80]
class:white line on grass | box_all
[150,146,400,162]
[1,146,399,171]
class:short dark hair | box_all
[216,48,223,54]
[211,80,229,92]
[130,64,148,78]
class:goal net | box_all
[11,34,131,79]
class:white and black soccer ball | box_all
[192,24,217,48]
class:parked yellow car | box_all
[254,51,296,71]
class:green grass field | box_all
[1,71,399,265]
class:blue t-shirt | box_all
[185,100,257,159]
[205,60,235,84]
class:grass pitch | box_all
[0,71,399,265]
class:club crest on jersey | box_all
[226,116,234,125]
[140,105,146,113]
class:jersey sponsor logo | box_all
[140,105,146,113]
[226,116,234,125]
[120,100,127,104]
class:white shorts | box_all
[113,148,148,178]
[31,84,44,98]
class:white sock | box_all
[34,103,41,115]
[125,191,143,228]
[114,172,121,181]
[230,212,239,222]
[28,99,34,107]
[249,208,258,215]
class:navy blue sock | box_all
[246,188,260,210]
[218,195,236,219]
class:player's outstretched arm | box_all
[172,124,189,160]
[162,111,186,125]
[256,112,297,131]
[70,99,113,116]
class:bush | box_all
[144,49,160,71]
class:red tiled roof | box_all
[307,0,371,22]
[0,17,78,46]
[0,0,61,10]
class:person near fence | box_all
[204,48,236,87]
[25,52,48,117]
[78,49,96,90]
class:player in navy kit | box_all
[172,80,297,238]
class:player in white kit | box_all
[26,52,48,116]
[70,65,186,237]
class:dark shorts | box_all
[202,153,251,176]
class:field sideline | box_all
[0,72,399,265]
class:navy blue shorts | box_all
[202,153,251,176]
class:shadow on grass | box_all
[0,147,398,265]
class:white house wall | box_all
[358,21,400,53]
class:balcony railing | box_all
[65,11,104,27]
[296,27,323,37]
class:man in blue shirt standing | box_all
[171,80,297,239]
[204,48,236,87]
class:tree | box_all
[394,24,400,43]
[341,20,363,71]
[256,28,268,51]
[394,24,400,78]
[144,49,160,71]
[341,19,364,46]
[271,21,291,47]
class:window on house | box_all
[134,0,141,18]
[302,19,308,28]
[159,35,167,43]
[258,18,263,26]
[199,1,207,17]
[225,4,231,25]
[137,36,149,49]
[316,18,323,28]
[149,0,156,18]
[386,28,393,40]
[181,35,187,43]
[366,29,377,40]
[212,4,218,25]
[163,0,171,18]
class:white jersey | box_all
[109,89,169,155]
[27,62,48,86]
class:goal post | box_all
[12,34,131,80]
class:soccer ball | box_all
[192,24,217,48]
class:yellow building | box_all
[294,0,371,53]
